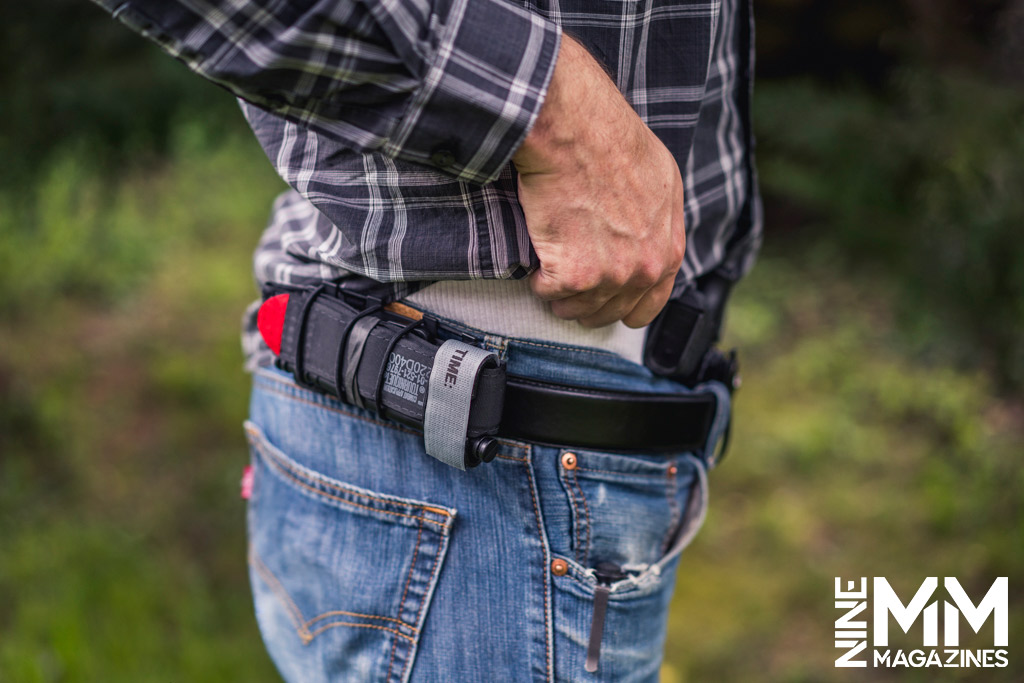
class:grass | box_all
[1,103,1021,681]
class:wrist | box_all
[513,36,592,174]
[512,35,645,176]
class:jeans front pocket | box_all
[549,450,709,681]
[557,449,704,573]
[244,422,455,683]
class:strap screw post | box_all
[465,436,499,467]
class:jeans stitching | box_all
[510,338,622,358]
[574,465,674,478]
[652,455,709,574]
[254,438,449,528]
[248,428,451,527]
[521,448,553,682]
[255,374,547,471]
[306,609,415,631]
[306,620,415,643]
[404,530,446,683]
[560,468,583,564]
[571,469,592,566]
[255,374,534,469]
[250,549,311,642]
[250,551,418,644]
[662,464,680,556]
[397,524,424,625]
[251,537,423,639]
[388,522,423,681]
[254,374,421,437]
[496,441,529,461]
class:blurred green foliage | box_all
[755,71,1024,391]
[0,124,285,680]
[665,257,1023,682]
[1,1,1022,681]
[0,1,241,193]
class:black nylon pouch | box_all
[274,286,505,439]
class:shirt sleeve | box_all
[90,0,561,185]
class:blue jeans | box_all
[244,317,731,682]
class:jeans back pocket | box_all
[244,422,455,683]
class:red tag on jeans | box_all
[240,464,254,500]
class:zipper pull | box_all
[585,562,626,673]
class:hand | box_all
[512,35,686,329]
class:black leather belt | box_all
[501,376,716,453]
[258,284,722,468]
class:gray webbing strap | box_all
[342,316,380,410]
[424,340,497,470]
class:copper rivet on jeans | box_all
[551,559,569,576]
[668,464,678,476]
[561,452,578,470]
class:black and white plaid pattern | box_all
[92,0,760,368]
[95,0,559,184]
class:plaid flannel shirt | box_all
[93,0,761,367]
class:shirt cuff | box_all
[382,0,561,185]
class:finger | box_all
[576,290,647,328]
[621,276,674,328]
[548,287,617,321]
[529,265,578,302]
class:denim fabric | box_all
[244,318,731,682]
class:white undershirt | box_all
[404,279,647,364]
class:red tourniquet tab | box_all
[257,293,289,356]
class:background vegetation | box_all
[1,0,1021,680]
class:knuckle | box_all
[672,237,686,265]
[673,248,685,269]
[605,266,630,289]
[635,260,663,288]
[566,269,602,293]
[530,275,565,300]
